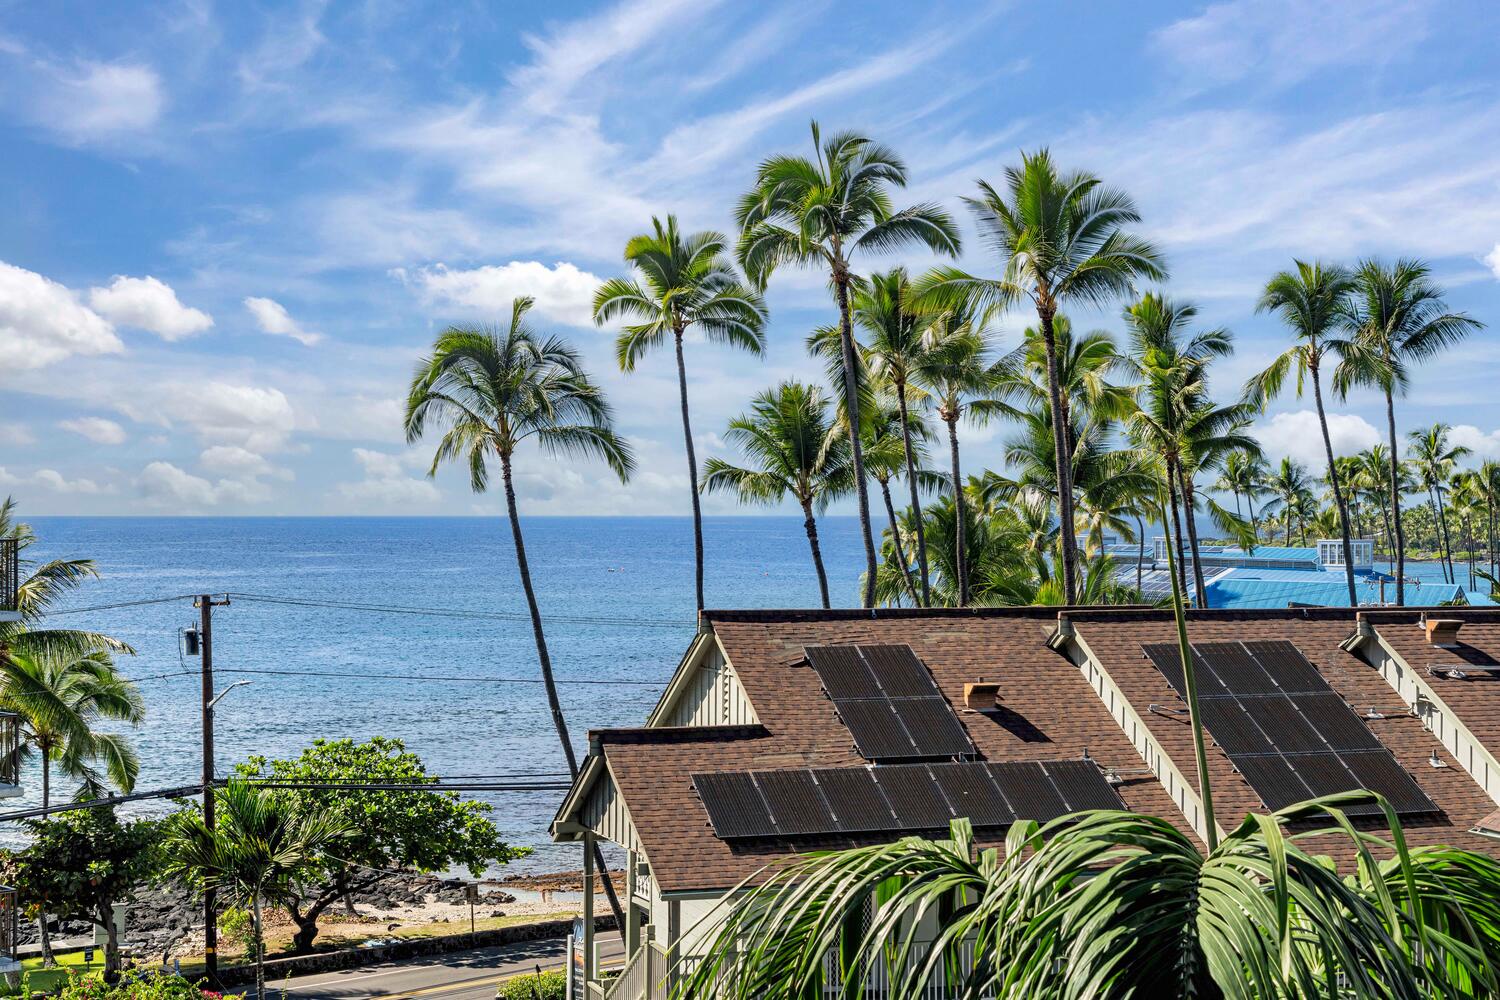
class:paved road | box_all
[280,934,628,1000]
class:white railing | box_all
[820,938,992,999]
[601,941,671,1000]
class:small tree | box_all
[232,737,526,952]
[8,807,158,982]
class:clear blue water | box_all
[20,516,864,871]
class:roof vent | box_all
[1429,751,1449,769]
[1423,617,1464,647]
[963,681,1001,711]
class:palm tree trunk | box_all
[1039,309,1079,604]
[832,265,877,609]
[1386,390,1406,605]
[946,417,967,606]
[1168,461,1190,602]
[879,479,918,605]
[499,453,625,929]
[1249,493,1259,544]
[1134,514,1145,594]
[894,380,930,606]
[801,498,832,609]
[673,331,705,613]
[38,753,54,966]
[253,893,265,1000]
[1177,465,1208,607]
[1437,485,1456,585]
[1310,364,1358,604]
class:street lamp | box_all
[208,680,253,711]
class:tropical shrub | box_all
[59,969,238,1000]
[495,969,564,1000]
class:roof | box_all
[1364,609,1500,753]
[555,606,1500,892]
[1203,574,1465,610]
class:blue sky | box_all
[2,0,1499,516]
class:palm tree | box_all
[1335,260,1483,604]
[701,382,854,609]
[855,268,939,605]
[680,804,1500,999]
[1408,424,1469,584]
[404,298,633,927]
[860,394,938,607]
[910,308,1000,606]
[1123,293,1236,605]
[1264,458,1315,546]
[162,782,350,1000]
[1214,450,1267,541]
[1247,261,1360,604]
[917,150,1165,604]
[593,216,767,612]
[737,122,960,608]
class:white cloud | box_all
[136,461,270,508]
[1485,244,1500,280]
[243,296,323,345]
[200,445,290,480]
[116,380,298,453]
[404,261,603,328]
[0,261,123,369]
[1153,0,1433,88]
[1253,410,1381,468]
[89,275,212,340]
[336,447,440,507]
[0,424,36,447]
[31,60,164,141]
[59,417,127,445]
[32,468,106,494]
[1447,425,1500,461]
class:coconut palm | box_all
[1247,261,1360,604]
[1263,458,1315,546]
[1408,424,1469,584]
[917,150,1165,604]
[680,802,1500,1000]
[162,781,350,1000]
[854,268,939,605]
[859,394,940,607]
[1334,260,1483,604]
[737,122,960,608]
[910,307,1001,607]
[1214,450,1268,541]
[594,216,767,612]
[404,298,633,926]
[701,382,854,609]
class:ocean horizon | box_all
[21,515,867,872]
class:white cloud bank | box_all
[335,448,440,507]
[1253,410,1382,468]
[115,380,298,454]
[244,296,323,345]
[59,417,127,445]
[403,261,602,328]
[89,275,212,340]
[0,261,123,369]
[1485,244,1500,280]
[136,461,271,508]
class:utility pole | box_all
[195,594,230,986]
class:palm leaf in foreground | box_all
[679,798,1500,999]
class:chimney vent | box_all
[963,681,1002,711]
[1424,618,1464,647]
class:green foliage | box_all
[9,808,158,931]
[495,970,565,1000]
[59,969,239,1000]
[216,907,257,957]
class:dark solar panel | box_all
[1142,642,1230,699]
[812,767,897,834]
[1198,698,1276,755]
[873,764,954,829]
[1196,642,1280,695]
[1243,640,1330,693]
[990,761,1068,821]
[1292,693,1383,752]
[806,645,881,699]
[929,762,1014,827]
[1242,695,1329,754]
[894,698,978,758]
[861,644,941,697]
[836,699,919,759]
[755,769,838,836]
[1042,760,1127,812]
[1286,753,1383,816]
[693,772,775,839]
[1233,754,1312,811]
[1339,751,1439,815]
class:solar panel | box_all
[990,761,1068,821]
[835,699,919,759]
[1042,760,1128,811]
[693,772,774,839]
[873,764,954,828]
[1243,640,1330,693]
[1242,695,1329,754]
[1195,642,1280,695]
[806,645,881,699]
[812,767,897,834]
[1339,751,1439,815]
[1142,642,1230,699]
[930,762,1015,826]
[755,769,838,836]
[1292,693,1383,752]
[1233,754,1311,811]
[807,644,975,761]
[861,644,941,697]
[1197,698,1276,755]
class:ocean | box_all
[20,515,865,872]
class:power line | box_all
[31,594,206,617]
[225,592,695,631]
[208,666,661,686]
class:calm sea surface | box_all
[21,516,864,872]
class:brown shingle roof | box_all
[1366,609,1500,751]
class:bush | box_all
[495,969,565,1000]
[58,969,241,1000]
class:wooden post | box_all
[582,830,596,984]
[625,851,641,954]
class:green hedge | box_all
[495,969,565,1000]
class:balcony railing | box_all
[0,714,18,789]
[0,886,17,971]
[0,538,17,616]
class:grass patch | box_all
[4,949,110,995]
